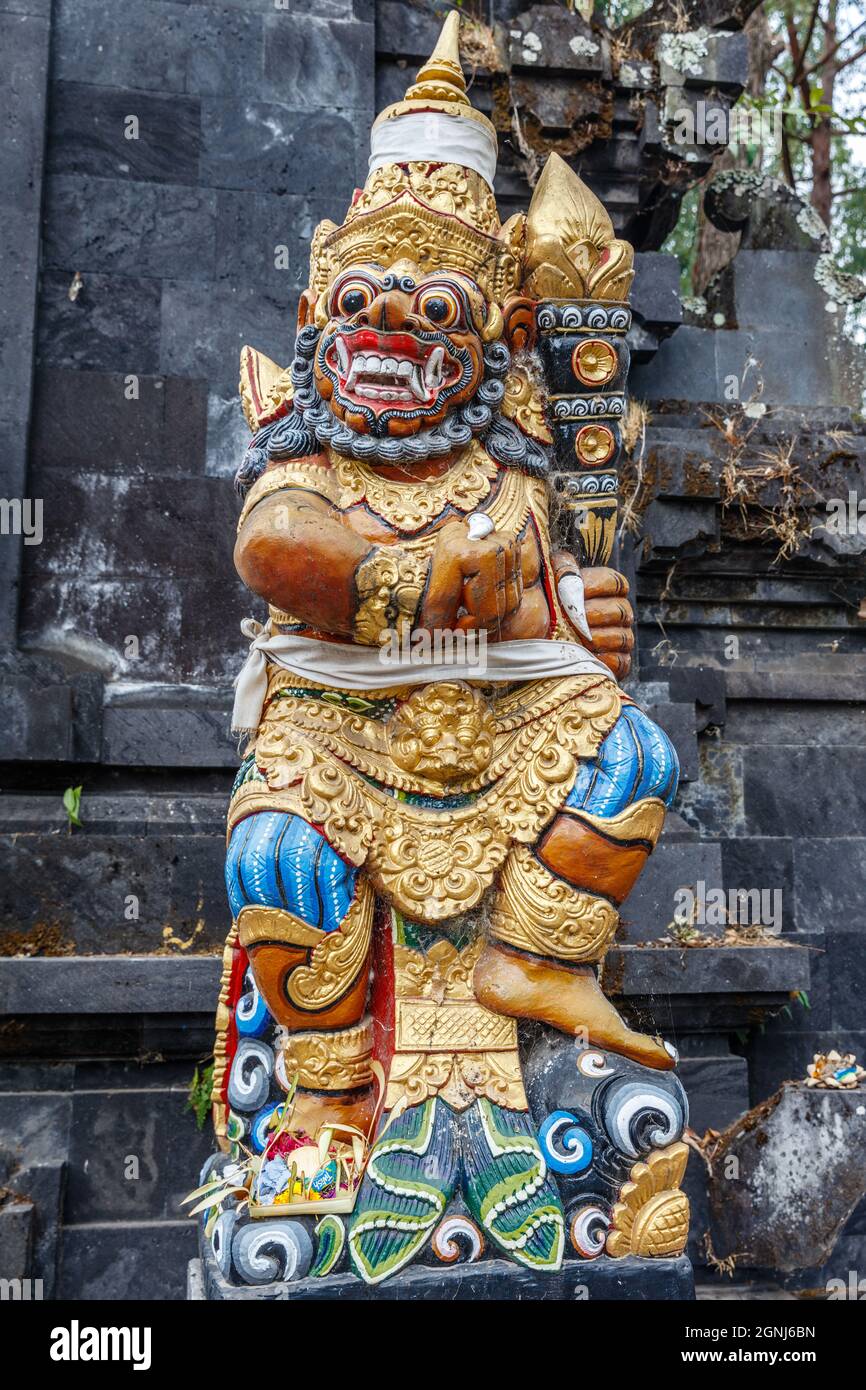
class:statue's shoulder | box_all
[239,345,293,432]
[238,452,337,530]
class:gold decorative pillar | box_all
[524,154,634,567]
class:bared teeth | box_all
[339,345,449,403]
[424,346,445,390]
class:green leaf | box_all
[186,1061,215,1132]
[63,785,83,829]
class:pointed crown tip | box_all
[404,11,467,106]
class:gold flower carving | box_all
[572,339,618,387]
[575,424,615,466]
[606,1142,690,1258]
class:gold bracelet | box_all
[353,547,430,646]
[279,1020,374,1092]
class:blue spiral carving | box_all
[538,1110,594,1175]
[595,1075,688,1160]
[235,969,271,1038]
[251,1102,283,1154]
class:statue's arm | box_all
[236,491,551,644]
[235,489,371,638]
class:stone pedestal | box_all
[708,1083,866,1274]
[190,1235,695,1302]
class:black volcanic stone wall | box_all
[0,0,51,645]
[22,0,373,687]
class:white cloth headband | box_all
[369,112,498,190]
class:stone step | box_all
[195,1242,695,1301]
[0,956,220,1015]
[606,942,810,997]
[0,809,230,955]
[0,944,811,1017]
[0,791,227,835]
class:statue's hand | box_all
[553,553,634,680]
[419,520,524,638]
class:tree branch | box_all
[784,13,817,120]
[830,39,866,76]
[788,0,822,86]
[799,15,866,83]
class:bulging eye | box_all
[334,279,375,317]
[417,286,462,328]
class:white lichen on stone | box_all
[681,296,707,316]
[796,204,831,248]
[712,169,767,197]
[743,401,767,419]
[658,28,710,78]
[521,31,542,64]
[814,253,866,307]
[569,36,599,58]
[713,312,726,327]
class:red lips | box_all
[336,329,432,362]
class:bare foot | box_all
[474,943,676,1071]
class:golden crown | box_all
[308,13,633,308]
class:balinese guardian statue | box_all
[191,15,691,1296]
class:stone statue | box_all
[191,15,691,1296]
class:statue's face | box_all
[314,261,488,438]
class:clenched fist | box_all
[419,520,524,637]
